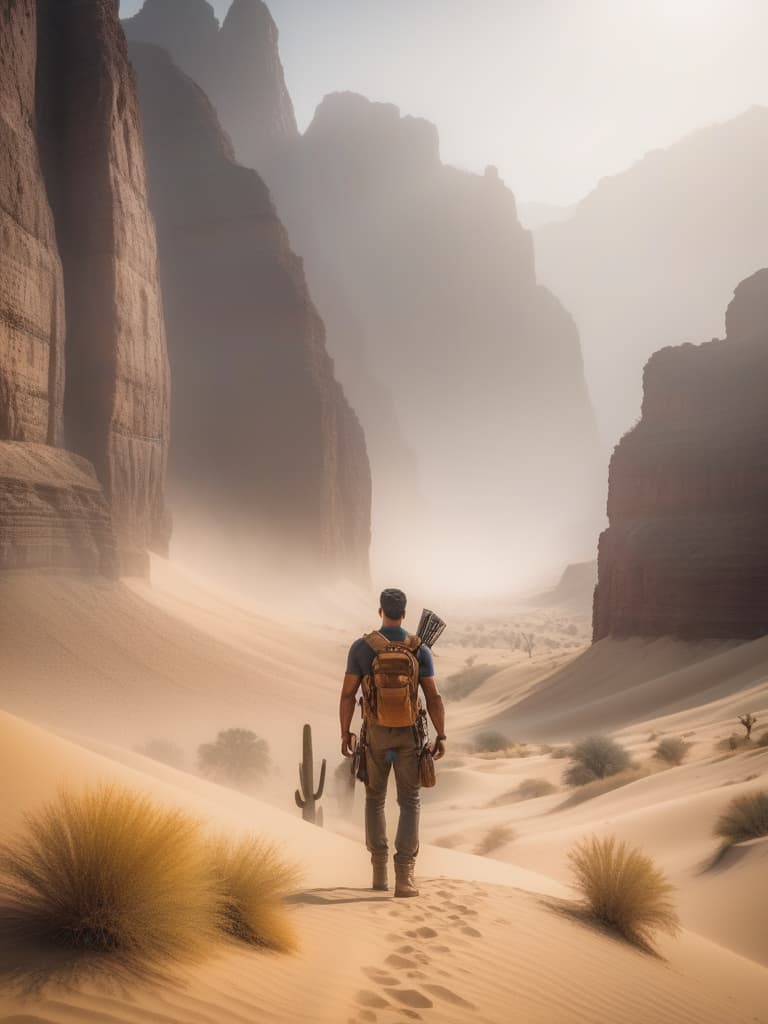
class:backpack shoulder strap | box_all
[363,631,389,653]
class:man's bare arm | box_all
[420,676,447,759]
[340,673,361,756]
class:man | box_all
[340,588,447,898]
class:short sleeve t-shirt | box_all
[346,625,435,679]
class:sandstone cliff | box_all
[123,0,298,172]
[128,43,370,580]
[535,108,768,445]
[593,269,768,641]
[272,94,602,583]
[0,0,170,576]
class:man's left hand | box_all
[432,738,446,761]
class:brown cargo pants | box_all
[365,722,421,868]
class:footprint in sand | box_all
[356,990,389,1009]
[358,1011,378,1023]
[398,1011,422,1021]
[362,967,401,988]
[390,989,434,1009]
[461,925,482,938]
[424,984,476,1009]
[386,954,417,969]
[434,945,451,954]
[406,970,427,980]
[396,944,415,953]
[405,926,438,939]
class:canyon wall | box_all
[0,0,170,576]
[593,270,768,641]
[128,43,370,580]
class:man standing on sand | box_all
[340,588,447,898]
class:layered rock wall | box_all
[0,0,170,576]
[593,270,768,640]
[128,44,370,579]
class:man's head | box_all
[379,587,407,623]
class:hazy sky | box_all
[120,1,768,204]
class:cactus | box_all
[294,723,326,825]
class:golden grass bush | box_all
[0,785,219,957]
[474,824,515,856]
[208,836,300,952]
[713,790,768,845]
[568,835,680,948]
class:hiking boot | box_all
[372,859,389,891]
[394,863,419,898]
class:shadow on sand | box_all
[286,887,391,907]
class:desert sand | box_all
[1,560,766,1023]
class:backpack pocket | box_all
[373,651,418,727]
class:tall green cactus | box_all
[295,723,326,826]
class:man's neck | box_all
[381,618,404,630]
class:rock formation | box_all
[272,94,602,582]
[123,0,298,173]
[593,269,768,641]
[128,43,371,580]
[0,442,117,576]
[0,0,170,576]
[534,107,768,445]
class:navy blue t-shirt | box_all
[346,626,435,679]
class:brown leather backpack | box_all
[362,632,422,727]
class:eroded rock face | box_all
[0,0,170,577]
[593,269,768,640]
[128,44,370,580]
[0,0,64,446]
[0,442,117,576]
[123,0,298,172]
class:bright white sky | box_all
[120,0,768,204]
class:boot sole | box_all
[394,890,419,898]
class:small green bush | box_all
[563,736,630,787]
[654,737,690,766]
[714,790,768,845]
[568,834,680,948]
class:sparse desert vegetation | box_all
[563,736,631,786]
[737,713,758,741]
[568,834,680,948]
[198,728,271,788]
[0,785,300,964]
[208,836,300,951]
[474,824,515,856]
[0,786,219,956]
[473,730,510,753]
[714,790,768,845]
[654,737,690,766]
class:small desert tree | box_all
[198,729,271,788]
[738,713,758,741]
[521,633,536,659]
[564,736,630,786]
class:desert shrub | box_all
[517,778,557,800]
[654,737,690,766]
[474,824,515,856]
[136,738,185,770]
[563,736,630,787]
[757,731,768,748]
[714,790,768,845]
[557,767,647,809]
[198,729,271,788]
[550,745,570,759]
[442,663,501,701]
[473,730,510,753]
[0,785,219,956]
[208,837,299,951]
[568,834,680,948]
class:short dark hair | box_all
[380,588,407,619]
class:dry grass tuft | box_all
[563,736,630,787]
[0,785,219,958]
[474,824,515,856]
[714,790,768,845]
[208,836,300,952]
[568,835,680,948]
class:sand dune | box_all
[1,710,766,1024]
